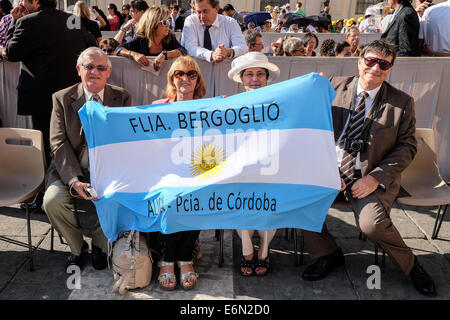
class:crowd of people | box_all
[0,0,448,297]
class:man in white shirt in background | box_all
[418,0,450,56]
[182,0,247,63]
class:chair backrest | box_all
[0,128,47,205]
[400,128,444,191]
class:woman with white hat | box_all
[227,52,280,276]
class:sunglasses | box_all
[81,64,109,72]
[158,19,170,27]
[173,70,198,80]
[102,48,114,54]
[363,57,393,71]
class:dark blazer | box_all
[330,76,417,212]
[170,15,185,31]
[5,7,97,116]
[45,83,132,188]
[380,4,419,56]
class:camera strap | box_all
[344,77,385,143]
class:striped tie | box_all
[90,94,101,104]
[339,91,369,185]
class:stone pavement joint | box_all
[0,202,449,300]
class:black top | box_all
[81,17,101,41]
[115,32,187,56]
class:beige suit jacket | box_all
[330,76,417,212]
[45,82,132,188]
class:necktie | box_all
[339,91,369,185]
[203,25,212,50]
[90,94,102,104]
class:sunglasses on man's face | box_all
[102,48,114,54]
[363,57,393,71]
[81,64,109,72]
[173,70,198,80]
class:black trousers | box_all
[32,114,51,166]
[159,230,200,262]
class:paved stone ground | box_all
[0,202,449,301]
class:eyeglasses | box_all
[81,64,109,72]
[102,48,114,54]
[243,71,267,78]
[173,70,198,79]
[363,57,393,71]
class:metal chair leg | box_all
[26,203,34,271]
[432,204,448,239]
[218,230,224,268]
[293,228,298,267]
[50,226,54,252]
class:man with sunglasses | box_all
[42,47,132,272]
[301,40,436,296]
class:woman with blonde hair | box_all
[151,56,206,290]
[73,1,102,44]
[116,6,186,71]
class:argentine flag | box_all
[79,73,340,242]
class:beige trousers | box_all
[236,229,277,259]
[42,179,108,255]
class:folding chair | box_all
[0,128,47,271]
[397,128,450,239]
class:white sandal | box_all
[158,261,176,291]
[177,260,199,290]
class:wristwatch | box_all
[161,50,168,60]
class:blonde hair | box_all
[166,56,206,100]
[136,6,170,47]
[73,1,90,19]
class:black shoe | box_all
[65,241,89,271]
[91,244,107,270]
[302,248,345,281]
[409,256,436,296]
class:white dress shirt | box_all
[419,1,450,53]
[182,13,248,62]
[336,81,381,170]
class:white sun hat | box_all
[227,52,280,84]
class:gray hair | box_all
[77,47,112,67]
[345,26,360,39]
[283,37,303,54]
[243,29,262,46]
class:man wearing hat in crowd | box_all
[227,52,281,277]
[359,8,381,33]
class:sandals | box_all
[177,261,199,290]
[239,256,255,276]
[254,256,271,276]
[158,261,176,291]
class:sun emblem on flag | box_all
[189,144,226,179]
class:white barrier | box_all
[2,56,449,181]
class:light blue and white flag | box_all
[79,73,340,242]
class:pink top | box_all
[152,97,176,104]
[108,14,120,31]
